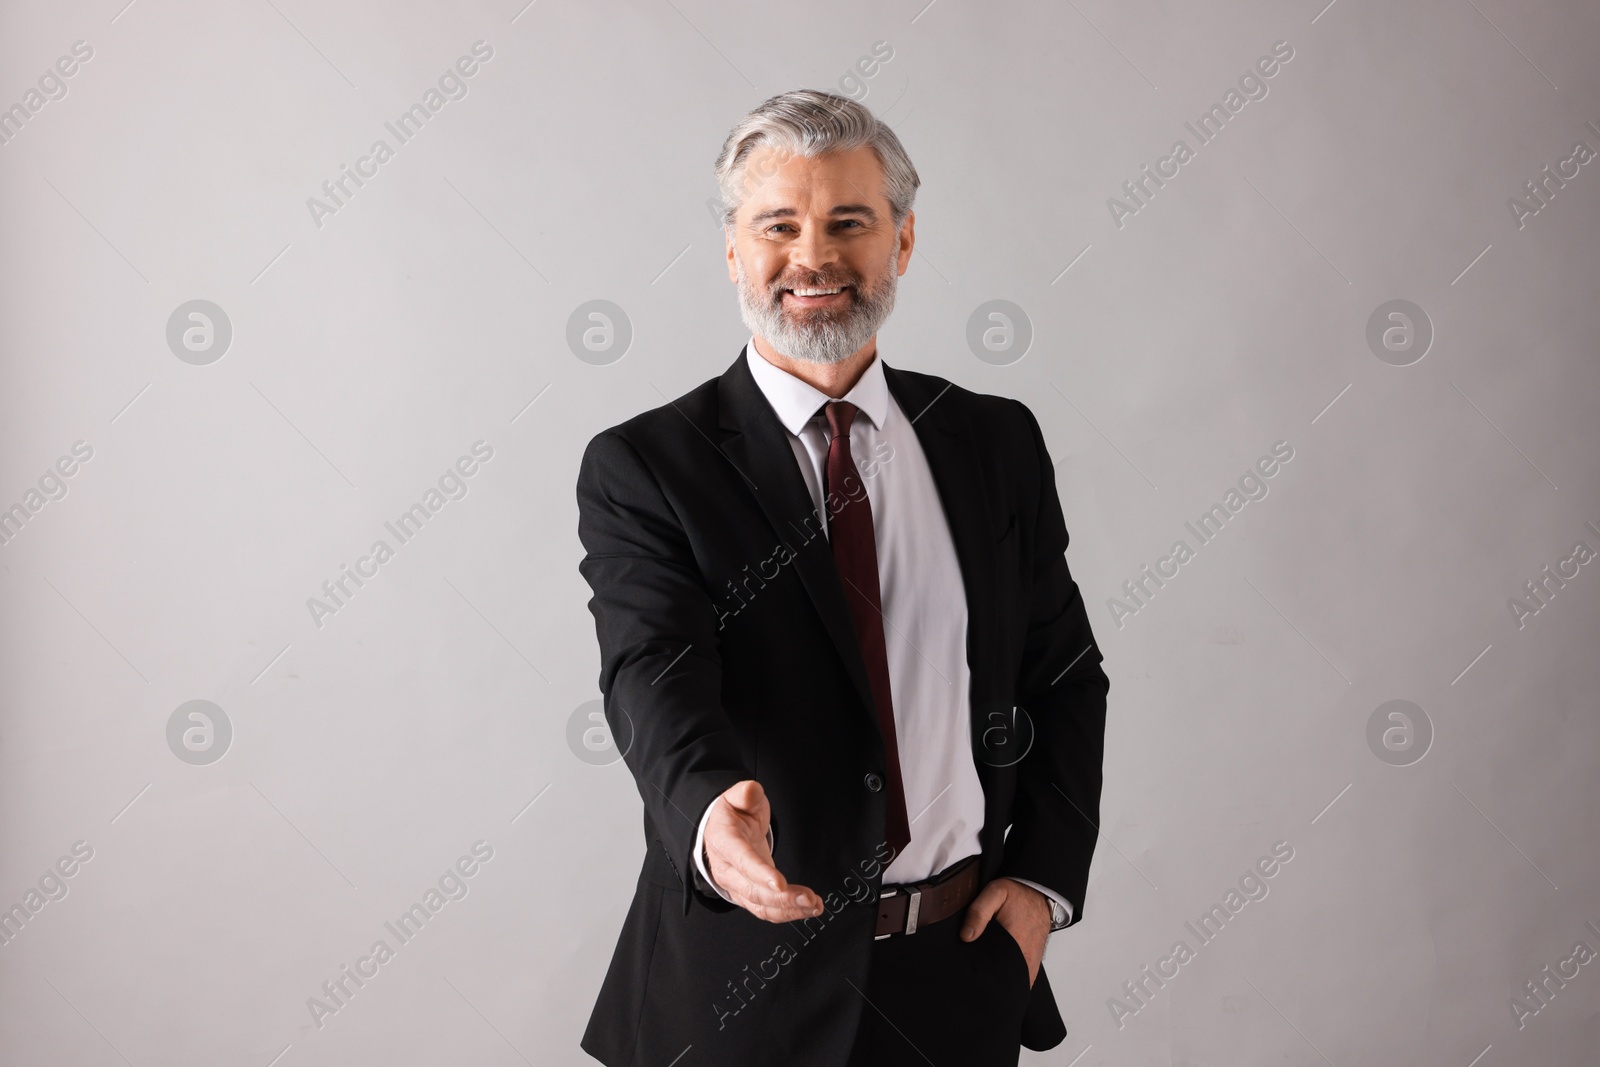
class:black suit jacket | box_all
[576,346,1108,1066]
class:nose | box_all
[787,216,843,280]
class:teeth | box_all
[789,287,844,296]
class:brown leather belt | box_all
[874,855,980,938]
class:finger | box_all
[715,819,789,896]
[720,858,822,917]
[719,860,809,913]
[709,827,820,914]
[735,883,825,923]
[742,901,808,924]
[960,882,1007,941]
[720,779,770,822]
[716,856,818,919]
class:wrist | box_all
[1008,877,1070,931]
[1023,882,1052,921]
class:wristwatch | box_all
[1046,896,1070,932]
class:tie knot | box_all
[823,399,857,440]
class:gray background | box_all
[2,0,1597,1064]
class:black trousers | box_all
[844,905,1034,1066]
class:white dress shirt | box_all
[693,340,1070,925]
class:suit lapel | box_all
[714,348,998,737]
[716,348,878,720]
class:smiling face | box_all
[725,144,914,364]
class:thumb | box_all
[726,777,768,809]
[960,881,1006,941]
[722,779,768,820]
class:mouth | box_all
[781,285,853,308]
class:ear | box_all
[896,210,915,276]
[725,226,739,284]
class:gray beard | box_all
[734,245,900,365]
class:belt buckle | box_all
[876,883,925,939]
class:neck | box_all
[751,334,878,398]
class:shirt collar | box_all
[744,336,890,436]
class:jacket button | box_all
[864,773,884,792]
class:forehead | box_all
[736,144,886,212]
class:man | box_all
[577,89,1108,1066]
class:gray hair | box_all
[713,89,920,231]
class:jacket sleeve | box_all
[996,400,1110,928]
[576,428,754,915]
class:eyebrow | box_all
[746,203,881,226]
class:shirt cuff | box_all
[693,794,773,904]
[1009,876,1073,928]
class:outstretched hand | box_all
[703,780,824,923]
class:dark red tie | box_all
[821,400,911,860]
